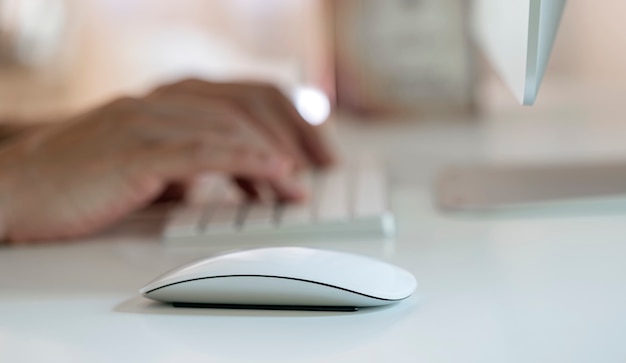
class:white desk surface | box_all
[3,101,626,362]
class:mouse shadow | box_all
[114,295,422,361]
[114,295,405,317]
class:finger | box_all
[233,177,305,204]
[192,80,335,167]
[264,85,335,167]
[155,81,307,168]
[153,79,331,168]
[136,138,293,183]
[219,96,308,169]
[141,95,291,166]
[129,97,244,144]
[268,177,307,203]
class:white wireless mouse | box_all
[140,247,417,311]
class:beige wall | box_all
[4,0,626,120]
[0,0,330,119]
[550,0,626,88]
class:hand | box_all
[0,80,333,243]
[149,79,334,168]
[148,80,335,200]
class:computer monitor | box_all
[472,0,567,105]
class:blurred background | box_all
[1,0,626,125]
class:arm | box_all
[0,80,334,244]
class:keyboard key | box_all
[163,206,204,238]
[355,154,388,217]
[240,202,277,231]
[278,203,312,227]
[315,167,350,221]
[204,204,240,233]
[278,171,313,226]
[202,178,244,234]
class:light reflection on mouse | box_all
[140,247,417,311]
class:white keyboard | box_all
[161,154,394,246]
